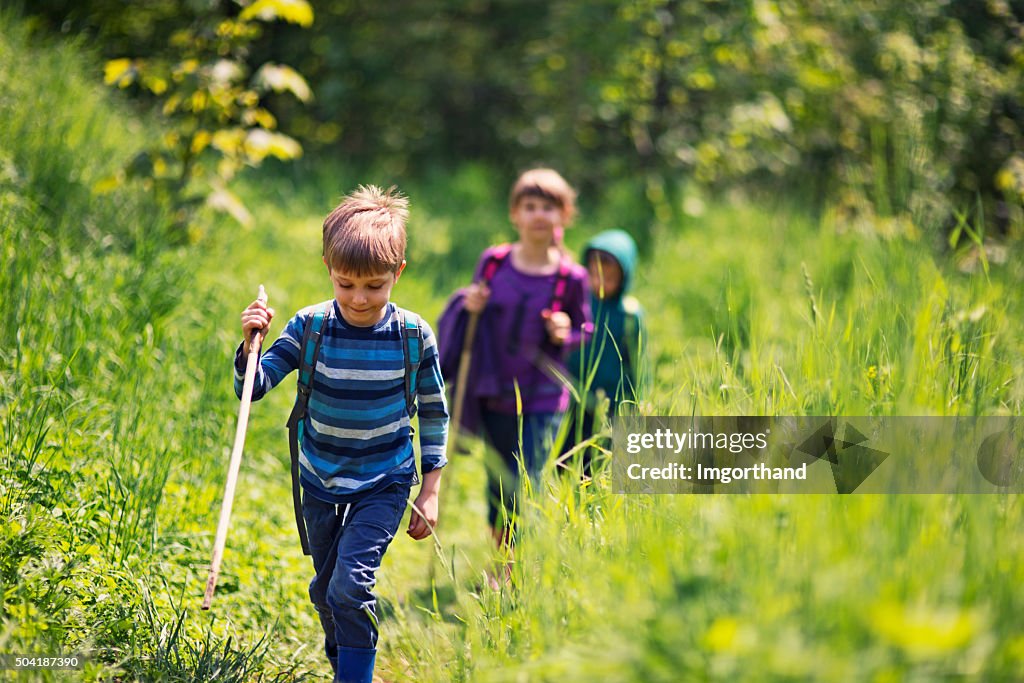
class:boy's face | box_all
[510,195,565,246]
[325,260,405,327]
[587,251,623,299]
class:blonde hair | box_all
[322,185,408,275]
[509,168,577,225]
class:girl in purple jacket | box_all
[461,169,591,584]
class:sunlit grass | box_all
[2,8,1023,681]
[0,13,299,680]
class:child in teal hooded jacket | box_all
[564,229,646,473]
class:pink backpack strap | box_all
[480,244,572,314]
[480,243,512,284]
[549,257,572,313]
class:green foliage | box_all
[214,161,1023,681]
[367,172,1022,683]
[231,1,1024,244]
[98,0,314,235]
[26,1,1024,244]
[424,493,1024,682]
[0,13,309,678]
[3,8,1024,681]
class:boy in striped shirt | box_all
[236,185,448,683]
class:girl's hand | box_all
[542,309,571,345]
[241,296,274,343]
[463,282,491,314]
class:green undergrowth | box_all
[2,10,1023,682]
[216,164,1024,682]
[0,13,309,681]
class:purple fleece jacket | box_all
[438,246,591,433]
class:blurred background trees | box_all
[24,0,1024,245]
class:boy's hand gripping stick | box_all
[202,285,267,610]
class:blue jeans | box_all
[303,482,409,671]
[480,410,561,528]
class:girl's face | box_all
[587,251,623,299]
[510,195,565,246]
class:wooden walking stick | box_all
[202,284,267,610]
[447,247,508,450]
[448,310,480,454]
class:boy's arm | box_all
[413,321,450,472]
[233,312,304,401]
[407,320,448,541]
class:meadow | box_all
[2,13,1024,682]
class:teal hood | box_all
[582,229,638,297]
[569,228,644,408]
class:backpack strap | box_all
[549,257,572,313]
[285,303,330,556]
[480,243,512,284]
[399,308,422,420]
[482,243,571,313]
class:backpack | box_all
[473,242,577,309]
[284,303,423,555]
[480,243,573,311]
[436,243,577,446]
[440,244,573,381]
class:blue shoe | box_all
[335,646,376,683]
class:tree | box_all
[99,0,314,237]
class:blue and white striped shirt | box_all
[234,300,448,502]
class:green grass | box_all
[210,167,1024,681]
[0,13,304,680]
[2,10,1024,682]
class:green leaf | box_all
[211,128,247,155]
[244,129,302,162]
[239,0,314,27]
[252,63,313,102]
[103,58,135,88]
[210,59,246,85]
